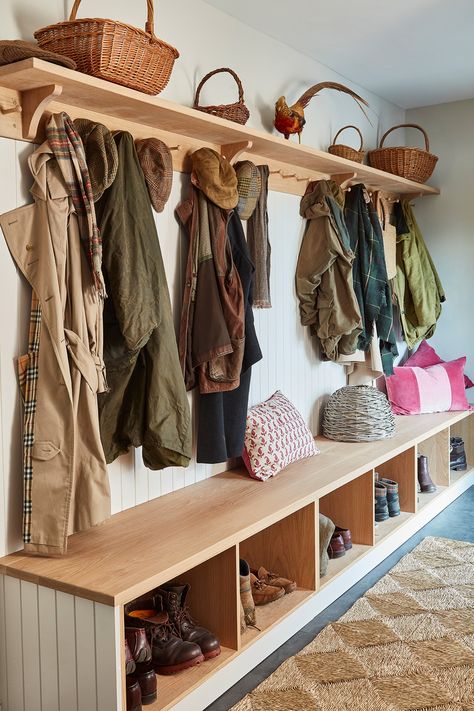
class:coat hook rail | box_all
[169,144,182,151]
[0,99,21,115]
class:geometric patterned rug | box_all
[232,537,474,711]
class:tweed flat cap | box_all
[191,148,238,210]
[74,118,118,202]
[235,160,262,220]
[135,138,173,213]
[0,40,77,69]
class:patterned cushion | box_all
[242,391,319,481]
[385,357,470,415]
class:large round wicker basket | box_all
[323,385,395,442]
[368,124,438,184]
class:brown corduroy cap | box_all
[191,148,238,210]
[235,160,262,220]
[74,118,118,202]
[135,138,173,213]
[0,40,77,69]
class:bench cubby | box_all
[1,411,473,710]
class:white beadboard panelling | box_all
[94,603,121,711]
[4,576,24,711]
[20,581,41,711]
[38,586,59,711]
[56,592,78,711]
[75,597,97,711]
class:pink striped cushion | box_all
[405,340,474,389]
[386,357,469,415]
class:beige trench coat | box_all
[0,142,110,556]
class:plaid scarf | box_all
[46,112,106,297]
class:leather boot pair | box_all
[327,527,352,558]
[125,639,157,708]
[125,595,204,675]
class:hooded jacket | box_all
[296,180,362,360]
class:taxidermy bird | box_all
[274,82,370,142]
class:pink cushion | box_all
[405,340,474,389]
[242,391,319,481]
[386,357,469,415]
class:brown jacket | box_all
[176,186,245,393]
[296,180,362,360]
[0,142,110,555]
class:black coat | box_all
[197,212,263,463]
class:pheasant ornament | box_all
[274,81,369,142]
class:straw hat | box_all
[0,40,77,70]
[135,138,173,213]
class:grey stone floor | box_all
[205,485,474,711]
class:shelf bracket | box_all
[221,141,253,164]
[331,172,358,190]
[20,84,63,140]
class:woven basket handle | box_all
[332,125,363,150]
[379,123,430,151]
[194,68,244,109]
[69,0,156,35]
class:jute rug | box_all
[232,537,474,711]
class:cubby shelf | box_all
[1,410,473,710]
[0,58,440,198]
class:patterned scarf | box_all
[46,112,106,297]
[247,165,271,308]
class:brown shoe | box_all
[129,664,157,706]
[125,639,136,675]
[124,596,204,675]
[250,573,285,605]
[418,455,437,492]
[328,533,345,559]
[335,527,352,550]
[251,566,297,594]
[126,627,152,664]
[155,584,221,661]
[126,677,142,711]
[240,559,257,626]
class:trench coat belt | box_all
[64,328,106,394]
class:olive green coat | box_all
[395,202,445,350]
[96,132,191,470]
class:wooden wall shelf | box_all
[0,58,440,198]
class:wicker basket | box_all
[368,124,438,184]
[323,385,395,443]
[34,0,179,95]
[328,125,365,163]
[193,68,250,125]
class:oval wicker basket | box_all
[193,68,250,125]
[323,385,395,443]
[368,124,438,184]
[328,125,365,163]
[34,0,179,95]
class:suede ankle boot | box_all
[240,559,256,626]
[319,513,335,577]
[378,478,401,516]
[418,455,437,492]
[155,584,221,661]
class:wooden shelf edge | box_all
[0,58,439,198]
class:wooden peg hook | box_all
[331,172,358,190]
[221,140,253,164]
[21,84,63,140]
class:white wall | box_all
[0,0,406,561]
[407,99,474,377]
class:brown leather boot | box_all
[124,596,204,675]
[125,627,152,664]
[418,455,437,492]
[126,677,142,711]
[155,584,221,661]
[129,663,157,706]
[250,573,285,605]
[251,566,297,594]
[328,532,346,559]
[125,639,136,675]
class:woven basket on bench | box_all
[323,385,395,442]
[34,0,179,95]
